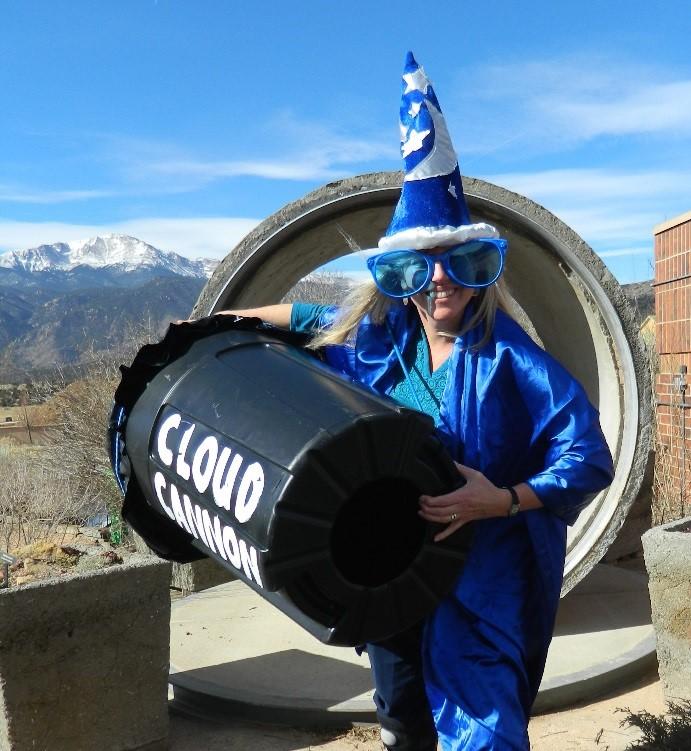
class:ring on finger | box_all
[449,512,458,522]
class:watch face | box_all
[509,502,520,517]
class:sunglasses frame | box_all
[367,237,508,299]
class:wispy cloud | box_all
[553,206,661,246]
[453,56,691,158]
[487,168,691,202]
[0,217,260,259]
[548,80,691,139]
[144,157,341,182]
[0,184,114,204]
[0,110,392,202]
[125,113,394,186]
[599,246,652,259]
[480,166,679,273]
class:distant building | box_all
[653,210,691,520]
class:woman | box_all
[213,53,613,750]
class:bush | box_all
[620,701,691,750]
[41,373,121,512]
[0,444,97,551]
[34,325,159,543]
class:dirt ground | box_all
[168,668,666,750]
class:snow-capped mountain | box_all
[0,234,218,278]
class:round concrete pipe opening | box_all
[195,172,652,595]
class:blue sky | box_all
[2,1,690,283]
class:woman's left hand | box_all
[418,462,511,542]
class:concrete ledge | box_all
[172,559,235,595]
[130,529,234,595]
[0,556,172,751]
[168,565,655,726]
[642,516,691,702]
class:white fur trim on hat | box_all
[378,222,499,251]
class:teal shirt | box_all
[388,325,449,425]
[290,302,449,425]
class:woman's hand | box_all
[168,302,296,347]
[172,311,237,325]
[418,462,512,542]
[172,304,293,329]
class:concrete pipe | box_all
[195,172,652,595]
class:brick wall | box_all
[654,210,691,521]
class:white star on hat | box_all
[401,127,430,157]
[403,67,430,95]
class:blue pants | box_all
[366,621,438,751]
[368,605,537,750]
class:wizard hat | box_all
[379,52,498,251]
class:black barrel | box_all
[110,316,471,646]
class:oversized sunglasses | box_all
[366,238,507,298]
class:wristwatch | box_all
[503,486,520,517]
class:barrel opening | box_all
[330,477,426,588]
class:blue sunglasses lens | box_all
[447,241,503,286]
[371,251,429,297]
[370,240,505,297]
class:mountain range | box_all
[0,234,217,382]
[0,234,217,289]
[0,233,654,385]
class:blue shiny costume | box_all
[291,302,613,750]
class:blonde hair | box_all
[308,277,513,350]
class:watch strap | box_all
[503,486,520,517]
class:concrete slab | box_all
[169,564,656,725]
[166,675,667,751]
[534,564,656,713]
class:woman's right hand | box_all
[172,304,293,329]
